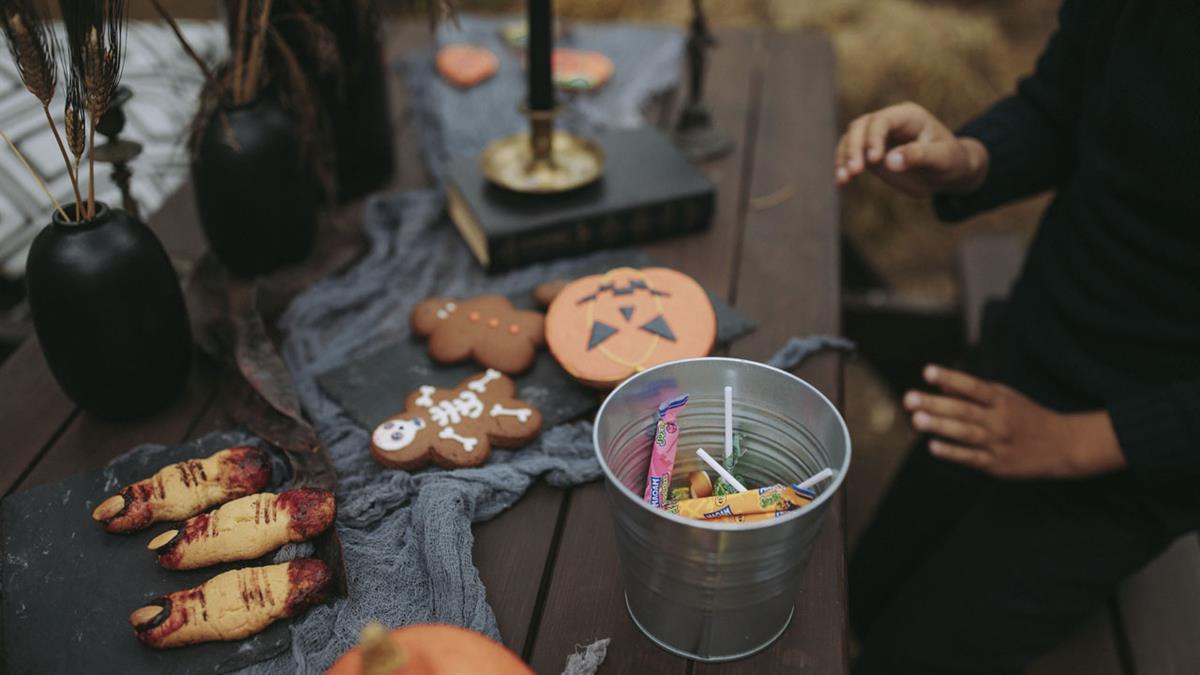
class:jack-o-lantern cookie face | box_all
[369,369,543,471]
[545,267,717,389]
[411,295,546,375]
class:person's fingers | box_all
[881,102,934,139]
[885,139,960,174]
[843,114,870,175]
[903,391,986,424]
[865,163,935,197]
[865,113,891,164]
[929,439,993,472]
[924,365,997,405]
[912,411,990,446]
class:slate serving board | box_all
[0,432,331,674]
[317,250,755,432]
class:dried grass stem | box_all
[1,127,69,221]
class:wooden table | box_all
[0,24,845,674]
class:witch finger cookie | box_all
[370,370,543,471]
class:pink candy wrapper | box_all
[643,395,689,508]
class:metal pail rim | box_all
[592,356,853,531]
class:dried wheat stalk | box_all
[60,0,128,220]
[231,0,250,103]
[2,0,83,216]
[1,127,68,221]
[64,67,85,178]
[147,0,220,94]
[240,0,274,104]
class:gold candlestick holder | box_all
[481,107,604,194]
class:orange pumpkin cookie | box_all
[552,48,613,92]
[370,370,542,471]
[436,44,499,88]
[411,295,545,374]
[545,267,717,389]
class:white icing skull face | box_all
[373,417,426,451]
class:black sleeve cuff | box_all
[1109,382,1200,484]
[933,106,1023,223]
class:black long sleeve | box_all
[932,1,1200,484]
[934,0,1092,221]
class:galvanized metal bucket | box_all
[593,357,852,662]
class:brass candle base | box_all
[481,108,604,194]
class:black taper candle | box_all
[528,0,553,111]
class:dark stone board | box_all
[317,250,756,432]
[0,432,319,674]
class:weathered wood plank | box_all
[643,28,758,303]
[0,338,76,495]
[472,482,568,655]
[698,30,846,674]
[527,482,689,675]
[513,32,759,662]
[1116,534,1200,675]
[958,232,1024,345]
[11,359,221,492]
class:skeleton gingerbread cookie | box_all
[369,369,543,471]
[411,295,546,374]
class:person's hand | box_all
[834,102,989,197]
[903,365,1127,479]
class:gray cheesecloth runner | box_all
[104,17,852,674]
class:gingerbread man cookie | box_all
[411,295,546,374]
[370,369,543,471]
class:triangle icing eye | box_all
[587,321,619,350]
[639,315,677,342]
[619,305,635,322]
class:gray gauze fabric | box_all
[403,15,685,181]
[562,638,612,675]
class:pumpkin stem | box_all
[361,621,408,675]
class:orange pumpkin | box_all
[326,622,532,675]
[545,267,717,389]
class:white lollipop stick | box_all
[796,468,835,491]
[697,448,747,493]
[723,386,733,461]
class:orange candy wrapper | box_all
[664,484,817,521]
[708,512,787,524]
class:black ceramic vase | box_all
[330,2,394,202]
[275,0,393,202]
[26,203,193,420]
[192,97,318,278]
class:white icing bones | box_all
[438,427,478,452]
[374,369,534,455]
[490,403,533,422]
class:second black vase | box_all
[274,0,393,203]
[192,97,318,278]
[329,1,394,202]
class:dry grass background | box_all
[145,0,1063,544]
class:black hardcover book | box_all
[445,127,715,272]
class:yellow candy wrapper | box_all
[708,512,788,524]
[664,484,816,520]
